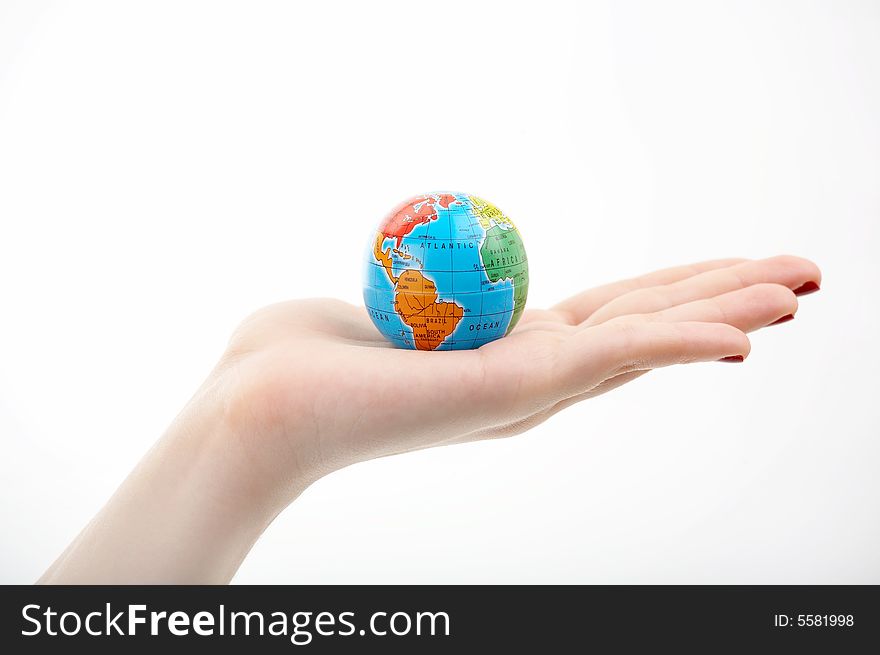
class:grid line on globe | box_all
[363,192,529,351]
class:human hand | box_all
[217,255,821,506]
[40,255,820,583]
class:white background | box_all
[1,0,878,583]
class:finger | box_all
[446,370,646,445]
[576,370,648,398]
[551,258,748,325]
[621,283,798,333]
[454,316,748,445]
[536,371,648,427]
[555,320,750,397]
[531,370,649,425]
[585,255,820,326]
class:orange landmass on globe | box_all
[373,232,397,283]
[379,193,459,248]
[394,269,463,351]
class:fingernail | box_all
[768,314,795,326]
[718,355,745,363]
[793,281,820,296]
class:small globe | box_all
[363,192,529,351]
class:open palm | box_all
[217,255,820,486]
[36,254,822,584]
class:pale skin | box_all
[39,255,821,584]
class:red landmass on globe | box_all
[379,193,459,247]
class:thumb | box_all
[554,320,751,397]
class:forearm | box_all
[38,375,292,584]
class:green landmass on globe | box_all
[363,192,529,351]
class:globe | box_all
[363,192,529,351]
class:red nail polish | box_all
[718,355,745,363]
[768,314,795,326]
[793,281,820,296]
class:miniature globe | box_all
[363,192,529,351]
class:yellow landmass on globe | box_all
[468,195,514,229]
[394,269,463,351]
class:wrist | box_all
[39,370,311,584]
[210,360,331,512]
